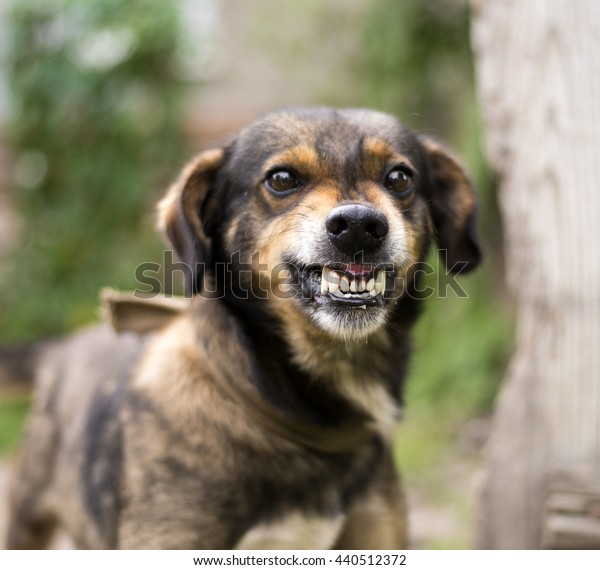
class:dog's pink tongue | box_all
[346,264,371,276]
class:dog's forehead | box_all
[230,108,422,168]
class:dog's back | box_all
[6,325,143,548]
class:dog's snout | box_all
[326,204,389,255]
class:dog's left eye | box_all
[265,169,302,194]
[384,167,413,196]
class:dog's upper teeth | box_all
[319,266,387,298]
[329,271,340,292]
[321,268,329,294]
[374,270,386,294]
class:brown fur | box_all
[4,108,481,549]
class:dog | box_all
[3,107,481,549]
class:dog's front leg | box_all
[118,502,235,550]
[333,453,408,549]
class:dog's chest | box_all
[322,358,400,438]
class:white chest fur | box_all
[235,511,346,550]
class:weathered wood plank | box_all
[471,0,600,548]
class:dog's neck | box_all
[281,314,407,436]
[206,291,420,436]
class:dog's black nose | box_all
[326,204,389,255]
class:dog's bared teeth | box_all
[329,270,340,292]
[374,270,386,294]
[321,267,329,295]
[320,266,387,300]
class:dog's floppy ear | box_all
[422,139,482,273]
[158,148,224,294]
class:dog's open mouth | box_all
[291,262,393,307]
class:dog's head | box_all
[159,108,481,339]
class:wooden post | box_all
[471,0,600,548]
[543,466,600,548]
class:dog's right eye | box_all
[265,169,302,194]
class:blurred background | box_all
[0,0,513,548]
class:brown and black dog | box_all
[3,108,481,549]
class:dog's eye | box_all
[384,167,413,196]
[265,169,302,194]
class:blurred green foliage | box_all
[358,0,472,134]
[0,398,29,454]
[1,0,188,340]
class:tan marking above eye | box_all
[362,137,396,158]
[263,145,322,176]
[361,137,416,182]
